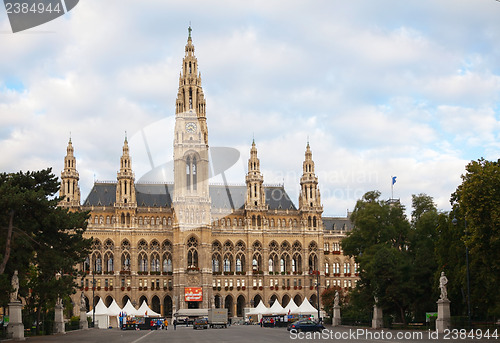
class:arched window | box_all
[212,254,221,272]
[138,252,148,272]
[192,157,197,190]
[162,252,172,273]
[186,156,191,189]
[325,262,329,274]
[104,252,114,273]
[308,254,318,273]
[187,237,198,268]
[236,254,245,273]
[151,253,160,272]
[92,252,102,273]
[252,254,261,271]
[268,258,274,273]
[121,252,130,271]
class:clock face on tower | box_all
[185,122,197,133]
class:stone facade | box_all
[63,28,357,319]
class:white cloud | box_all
[1,0,500,216]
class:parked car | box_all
[287,319,325,332]
[193,318,208,330]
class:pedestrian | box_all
[165,319,168,330]
[173,319,177,330]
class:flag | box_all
[392,176,397,185]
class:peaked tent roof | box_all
[137,300,161,317]
[247,300,268,315]
[283,298,299,314]
[107,299,122,316]
[86,298,108,316]
[265,299,285,315]
[293,297,318,315]
[122,299,141,317]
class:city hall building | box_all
[60,29,357,319]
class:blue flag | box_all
[392,176,397,185]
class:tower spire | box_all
[245,141,266,210]
[59,137,81,208]
[299,142,323,225]
[175,26,208,144]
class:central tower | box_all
[172,27,212,311]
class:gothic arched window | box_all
[187,236,198,268]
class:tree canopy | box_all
[342,191,439,324]
[0,169,92,333]
[450,158,500,319]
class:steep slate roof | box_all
[83,182,296,211]
[323,217,353,232]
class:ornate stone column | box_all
[7,301,24,341]
[53,299,65,334]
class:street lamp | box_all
[311,270,321,322]
[452,215,471,329]
[92,272,96,328]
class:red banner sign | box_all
[185,287,203,302]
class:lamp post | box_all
[311,270,321,322]
[452,215,471,329]
[92,272,96,328]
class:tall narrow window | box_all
[192,157,197,190]
[189,88,193,109]
[186,156,191,190]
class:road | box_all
[23,325,498,343]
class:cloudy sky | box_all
[1,0,499,217]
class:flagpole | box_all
[391,176,393,200]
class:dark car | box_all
[193,318,208,330]
[287,319,325,332]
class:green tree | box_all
[451,158,500,319]
[407,194,439,321]
[0,169,92,333]
[342,191,445,325]
[342,191,412,324]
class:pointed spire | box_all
[299,142,322,213]
[60,137,80,208]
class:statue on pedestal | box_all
[10,270,19,302]
[80,292,86,311]
[439,271,448,300]
[334,291,340,307]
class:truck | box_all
[208,308,228,328]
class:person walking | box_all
[173,319,177,330]
[165,319,168,330]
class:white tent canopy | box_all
[293,297,318,315]
[137,300,161,317]
[283,298,299,315]
[86,298,110,329]
[247,300,267,316]
[265,300,285,315]
[86,298,108,316]
[107,299,122,316]
[122,299,141,317]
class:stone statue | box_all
[80,292,86,311]
[56,297,63,307]
[334,291,339,307]
[439,271,448,300]
[374,296,378,305]
[10,270,19,302]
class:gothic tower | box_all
[59,137,81,209]
[299,142,323,229]
[115,136,137,226]
[245,140,267,211]
[172,27,212,311]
